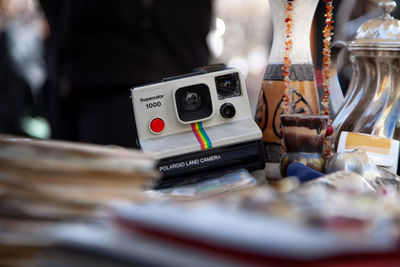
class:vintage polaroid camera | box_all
[131,64,265,188]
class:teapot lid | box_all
[351,1,400,49]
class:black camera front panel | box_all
[175,83,213,122]
[155,139,266,189]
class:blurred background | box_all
[0,0,398,143]
[208,0,272,116]
[0,0,47,138]
[0,0,271,142]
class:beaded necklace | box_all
[282,0,294,114]
[322,0,334,158]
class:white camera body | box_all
[131,66,265,187]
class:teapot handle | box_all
[327,40,346,117]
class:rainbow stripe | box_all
[191,122,212,150]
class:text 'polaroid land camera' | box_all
[131,65,265,188]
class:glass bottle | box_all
[254,0,320,166]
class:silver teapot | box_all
[330,0,400,147]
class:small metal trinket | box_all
[326,150,380,190]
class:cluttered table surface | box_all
[2,134,400,267]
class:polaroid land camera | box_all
[131,64,265,188]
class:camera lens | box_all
[175,84,213,122]
[182,91,202,112]
[220,103,236,118]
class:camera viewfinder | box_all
[215,73,241,100]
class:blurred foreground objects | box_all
[3,134,400,265]
[0,134,159,205]
[111,168,400,266]
[0,134,159,266]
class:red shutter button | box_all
[149,118,165,134]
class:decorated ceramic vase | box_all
[255,0,320,164]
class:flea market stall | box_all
[2,0,400,266]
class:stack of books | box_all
[0,134,160,266]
